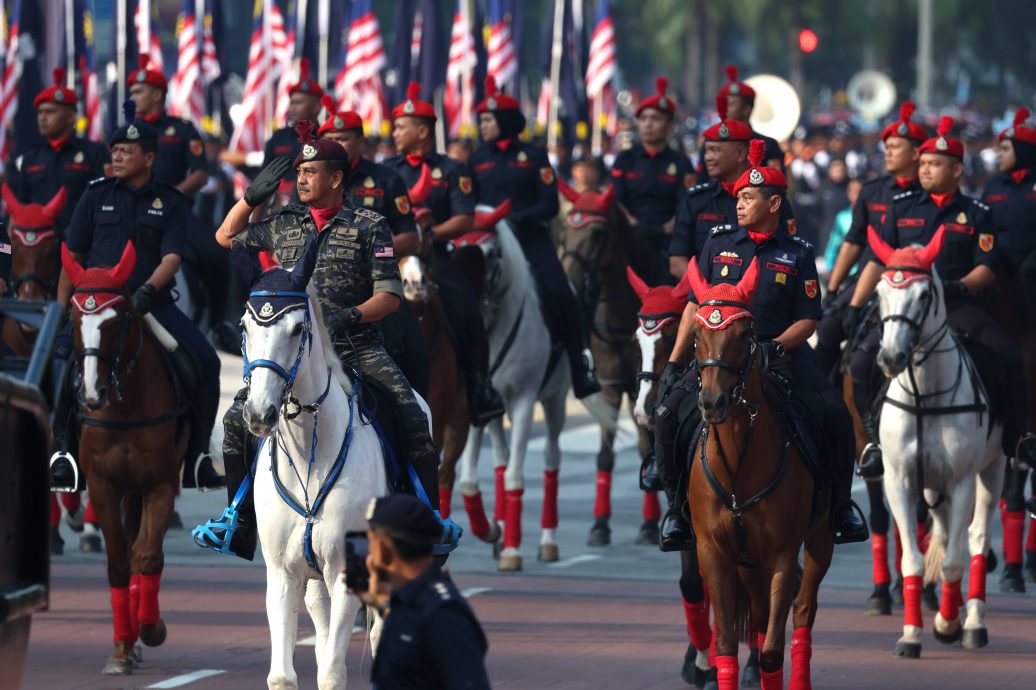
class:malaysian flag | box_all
[0,0,22,160]
[444,0,476,138]
[72,0,102,141]
[486,0,516,91]
[230,0,288,154]
[169,0,205,126]
[272,0,295,126]
[134,0,164,73]
[335,0,387,134]
[586,0,617,139]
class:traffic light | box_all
[799,28,818,53]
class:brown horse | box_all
[687,258,833,690]
[558,181,660,546]
[61,242,186,675]
[1,185,66,355]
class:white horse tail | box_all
[923,531,946,587]
[581,392,619,433]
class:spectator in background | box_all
[823,177,863,275]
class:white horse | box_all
[456,207,571,572]
[240,249,388,690]
[869,225,1005,659]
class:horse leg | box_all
[317,571,356,690]
[266,565,303,690]
[458,424,496,543]
[87,477,136,675]
[963,455,1006,649]
[866,480,894,615]
[538,392,566,563]
[499,395,535,572]
[133,483,174,649]
[883,471,925,658]
[489,414,510,524]
[790,526,835,690]
[589,433,614,547]
[678,550,712,686]
[700,552,741,690]
[438,410,468,519]
[304,579,331,671]
[931,476,973,645]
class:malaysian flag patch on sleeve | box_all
[374,245,394,258]
[0,242,11,254]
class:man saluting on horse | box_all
[654,139,869,549]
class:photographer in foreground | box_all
[352,494,490,690]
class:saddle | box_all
[352,370,407,494]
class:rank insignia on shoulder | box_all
[89,177,109,186]
[711,224,733,235]
[971,199,990,211]
[893,189,917,201]
[791,235,813,249]
[353,207,385,222]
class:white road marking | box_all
[460,586,493,598]
[147,670,225,688]
[297,635,318,646]
[547,554,602,569]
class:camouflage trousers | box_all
[222,343,440,508]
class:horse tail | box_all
[733,577,754,645]
[923,529,946,587]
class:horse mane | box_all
[306,285,353,396]
[487,210,536,306]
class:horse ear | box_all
[407,163,432,205]
[684,257,713,303]
[671,270,692,303]
[43,187,68,222]
[557,177,580,203]
[737,257,761,303]
[474,199,512,229]
[231,248,262,286]
[60,242,85,285]
[867,224,895,266]
[1,183,22,216]
[626,266,650,299]
[289,235,321,290]
[107,241,137,287]
[916,224,945,269]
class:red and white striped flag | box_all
[80,56,102,142]
[134,0,164,73]
[586,0,617,138]
[271,3,294,127]
[200,0,221,85]
[486,0,517,88]
[0,0,22,160]
[169,0,204,126]
[444,0,476,138]
[335,0,387,134]
[230,0,287,155]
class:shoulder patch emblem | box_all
[458,176,473,194]
[540,167,555,185]
[190,139,203,156]
[978,233,994,253]
[804,279,818,299]
[395,195,410,215]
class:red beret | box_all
[717,65,755,101]
[881,101,928,144]
[34,68,77,109]
[918,116,964,159]
[391,82,436,121]
[318,94,364,135]
[292,121,349,168]
[702,94,753,142]
[288,58,324,99]
[127,53,167,92]
[636,77,676,117]
[734,139,788,194]
[477,75,520,114]
[999,107,1036,146]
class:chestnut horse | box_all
[61,242,186,675]
[687,258,833,690]
[557,181,660,547]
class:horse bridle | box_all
[635,310,682,385]
[72,287,142,403]
[561,220,609,326]
[8,228,59,299]
[695,299,760,424]
[879,265,943,357]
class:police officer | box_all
[12,68,110,232]
[983,108,1036,592]
[319,95,428,395]
[815,102,926,385]
[360,494,490,690]
[381,83,506,423]
[262,59,324,193]
[210,124,456,559]
[846,116,1036,478]
[51,100,222,491]
[654,140,868,550]
[610,76,693,287]
[471,77,600,398]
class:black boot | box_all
[853,380,883,480]
[571,347,601,399]
[467,369,505,427]
[49,368,83,492]
[639,449,662,492]
[656,403,694,552]
[1015,434,1036,471]
[193,450,257,561]
[831,452,869,545]
[182,451,228,490]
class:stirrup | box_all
[191,506,240,556]
[856,442,884,480]
[433,511,464,556]
[49,451,80,493]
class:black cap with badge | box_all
[366,494,441,546]
[109,99,158,147]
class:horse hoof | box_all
[485,520,502,545]
[741,646,760,687]
[892,641,921,659]
[999,564,1026,593]
[933,622,962,646]
[538,543,559,562]
[65,506,85,533]
[102,657,133,675]
[50,527,64,556]
[922,583,939,612]
[491,537,504,560]
[138,619,167,647]
[79,534,102,553]
[891,577,904,605]
[498,553,522,572]
[962,627,989,650]
[867,585,892,615]
[680,645,707,688]
[635,520,659,546]
[587,517,611,547]
[702,666,719,690]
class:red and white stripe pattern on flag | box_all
[444,0,476,138]
[134,0,164,73]
[81,57,102,142]
[169,1,204,126]
[410,9,423,67]
[229,0,288,154]
[271,3,294,128]
[335,1,387,135]
[586,0,617,136]
[200,0,220,84]
[486,3,517,87]
[0,1,21,160]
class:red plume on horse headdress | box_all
[62,241,138,314]
[2,184,67,232]
[868,224,946,289]
[687,257,761,331]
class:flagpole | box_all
[546,0,565,155]
[64,0,75,86]
[263,0,272,139]
[318,0,329,88]
[591,93,602,155]
[116,0,126,119]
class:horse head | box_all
[3,184,67,299]
[868,224,946,378]
[240,236,327,437]
[61,241,137,410]
[559,181,624,306]
[629,266,691,428]
[685,256,761,423]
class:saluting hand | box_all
[244,157,293,208]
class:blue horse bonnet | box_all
[247,268,309,327]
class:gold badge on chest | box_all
[74,150,84,163]
[165,126,176,136]
[431,168,443,179]
[152,198,163,209]
[517,151,527,162]
[364,176,375,188]
[720,265,729,277]
[956,211,967,224]
[667,163,677,175]
[775,272,787,285]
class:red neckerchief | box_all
[1011,169,1030,184]
[495,138,513,152]
[139,112,161,124]
[929,191,955,209]
[894,176,915,189]
[720,181,737,197]
[350,156,361,172]
[747,229,774,245]
[310,205,342,232]
[48,134,71,153]
[643,145,663,159]
[405,152,426,167]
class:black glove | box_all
[842,305,862,337]
[657,361,686,404]
[760,340,786,370]
[132,283,156,315]
[324,306,363,334]
[941,279,968,302]
[244,157,293,208]
[821,290,839,316]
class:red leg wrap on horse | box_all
[61,492,81,511]
[593,471,611,519]
[438,488,452,519]
[871,533,891,585]
[917,521,930,555]
[760,668,784,690]
[756,632,765,651]
[84,500,97,525]
[128,574,141,640]
[503,489,523,549]
[789,627,812,690]
[542,469,559,529]
[903,574,923,628]
[138,572,161,625]
[462,493,491,541]
[682,596,712,650]
[49,494,60,527]
[715,656,739,690]
[642,491,661,521]
[493,467,506,522]
[968,555,986,601]
[893,524,903,575]
[1003,510,1025,564]
[1026,508,1036,552]
[110,587,133,644]
[939,579,962,622]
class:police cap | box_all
[366,494,441,546]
